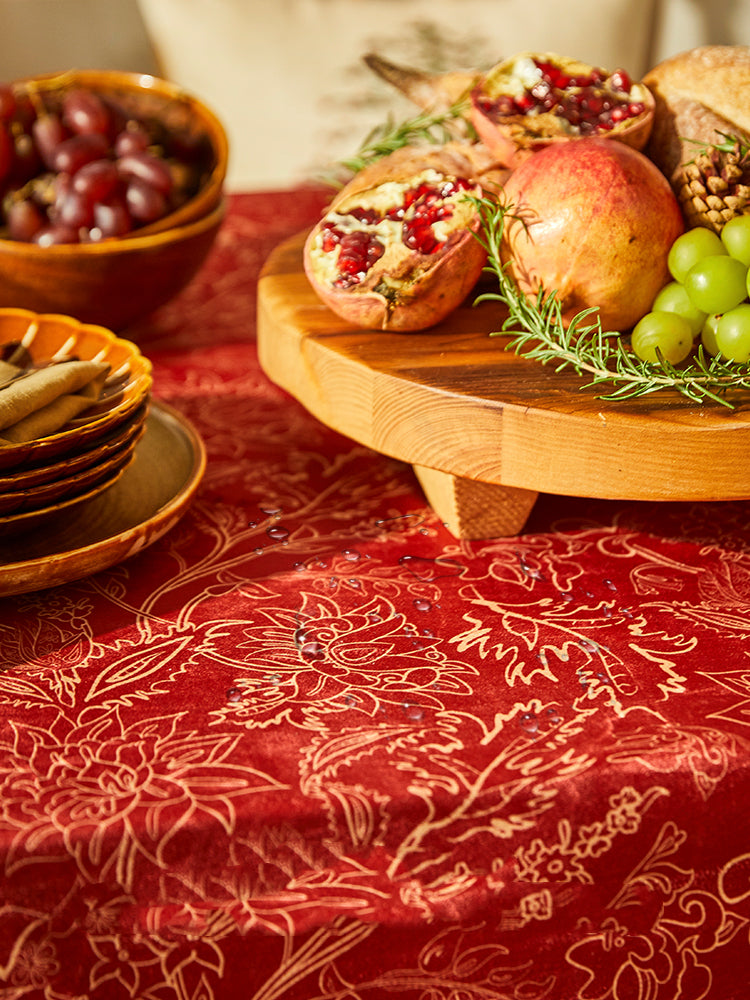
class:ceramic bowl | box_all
[0,69,228,330]
[0,199,225,331]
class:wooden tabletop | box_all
[257,230,750,536]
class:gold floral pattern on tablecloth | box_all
[1,192,750,999]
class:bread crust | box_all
[644,45,750,128]
[643,46,750,177]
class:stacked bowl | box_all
[0,308,152,534]
[0,70,226,548]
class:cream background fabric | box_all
[133,0,750,189]
[0,0,746,190]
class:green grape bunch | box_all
[633,216,750,366]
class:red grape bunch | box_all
[0,79,213,245]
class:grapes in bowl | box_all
[0,69,228,242]
[0,69,228,331]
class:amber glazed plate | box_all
[257,230,750,539]
[0,401,206,596]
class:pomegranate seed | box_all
[491,95,516,116]
[333,230,384,287]
[321,224,340,252]
[319,175,475,286]
[349,206,380,224]
[536,62,562,85]
[531,81,552,102]
[481,57,642,135]
[403,220,438,254]
[581,92,604,115]
[609,69,632,92]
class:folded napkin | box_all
[0,359,111,446]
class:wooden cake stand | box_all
[257,231,750,539]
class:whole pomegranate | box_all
[303,143,503,331]
[500,137,684,331]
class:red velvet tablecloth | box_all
[2,190,750,999]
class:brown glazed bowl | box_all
[0,199,226,331]
[0,69,229,330]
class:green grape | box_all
[715,303,750,362]
[701,313,721,356]
[652,281,707,336]
[667,227,727,283]
[684,255,749,314]
[631,310,694,364]
[721,214,750,266]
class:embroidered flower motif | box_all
[0,713,287,889]
[204,593,477,727]
[515,834,590,885]
[519,889,554,923]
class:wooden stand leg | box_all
[413,465,538,539]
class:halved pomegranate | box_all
[303,144,501,331]
[469,52,655,168]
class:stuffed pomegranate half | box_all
[303,144,500,331]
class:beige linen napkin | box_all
[0,359,111,445]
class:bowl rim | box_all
[0,304,154,361]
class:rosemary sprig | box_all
[337,99,471,176]
[470,194,750,408]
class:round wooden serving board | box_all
[257,230,750,538]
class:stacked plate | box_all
[0,307,152,534]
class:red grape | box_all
[114,124,150,157]
[6,199,45,241]
[32,112,68,169]
[55,188,94,229]
[11,131,41,182]
[0,78,214,243]
[0,125,12,183]
[62,88,111,136]
[52,132,109,175]
[116,150,173,195]
[91,196,132,238]
[72,158,120,201]
[32,222,82,246]
[125,177,167,223]
[0,85,16,121]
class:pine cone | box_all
[673,138,750,232]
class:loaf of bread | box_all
[643,45,750,179]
